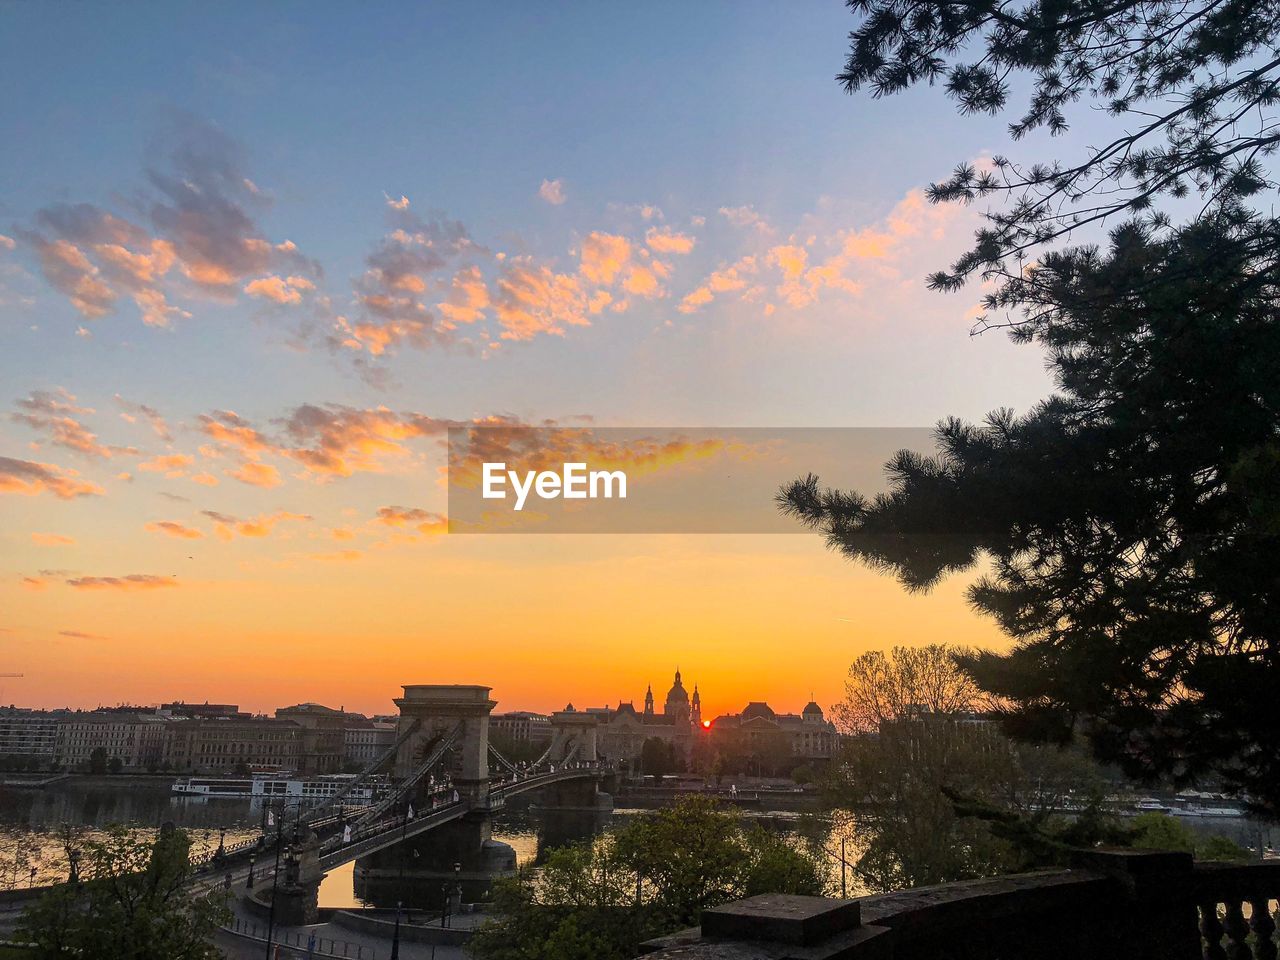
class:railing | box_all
[345,722,462,831]
[1195,861,1280,960]
[641,850,1280,960]
[317,800,467,870]
[222,915,375,958]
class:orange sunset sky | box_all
[0,3,1067,718]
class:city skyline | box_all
[0,3,1094,715]
[0,667,837,722]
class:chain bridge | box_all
[195,685,616,925]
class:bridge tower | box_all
[548,707,601,763]
[356,684,514,909]
[394,684,495,803]
[542,709,611,812]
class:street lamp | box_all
[390,797,411,960]
[263,799,289,960]
[449,861,461,928]
[246,853,255,890]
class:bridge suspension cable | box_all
[302,717,423,824]
[488,742,520,776]
[347,721,463,830]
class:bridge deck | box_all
[315,767,602,871]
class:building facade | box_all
[587,669,703,764]
[0,708,65,764]
[54,709,173,770]
[343,716,398,768]
[275,703,345,774]
[491,711,553,744]
[167,715,302,772]
[706,700,839,764]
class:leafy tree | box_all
[107,756,123,775]
[1130,812,1247,860]
[469,796,828,960]
[1130,812,1198,853]
[1196,833,1250,861]
[833,644,982,733]
[639,737,677,779]
[19,826,229,960]
[782,216,1280,812]
[87,747,107,775]
[837,0,1280,296]
[822,645,1119,890]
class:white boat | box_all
[1134,797,1173,813]
[171,773,385,803]
[1176,803,1248,818]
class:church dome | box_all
[803,701,824,719]
[665,669,689,705]
[741,701,776,721]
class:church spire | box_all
[644,683,654,716]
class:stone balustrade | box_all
[640,850,1280,960]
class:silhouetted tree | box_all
[838,0,1280,299]
[833,644,982,733]
[782,216,1280,811]
[639,737,678,779]
[470,797,828,960]
[20,826,229,960]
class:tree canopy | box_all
[469,796,829,960]
[838,0,1280,298]
[782,216,1280,810]
[19,826,229,960]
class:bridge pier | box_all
[354,812,516,909]
[537,776,613,812]
[263,827,323,926]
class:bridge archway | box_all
[393,684,496,802]
[548,709,601,764]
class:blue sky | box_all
[0,2,1090,712]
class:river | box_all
[0,778,853,905]
[2,778,1272,908]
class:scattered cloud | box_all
[65,574,179,591]
[138,453,195,477]
[13,388,137,459]
[244,274,315,305]
[200,509,309,540]
[225,461,282,488]
[115,395,173,442]
[645,227,696,255]
[332,197,483,356]
[539,179,567,205]
[14,115,318,329]
[0,456,103,499]
[719,205,771,234]
[375,505,447,535]
[680,189,967,318]
[31,533,75,547]
[59,629,110,640]
[144,520,204,540]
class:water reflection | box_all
[5,781,1271,909]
